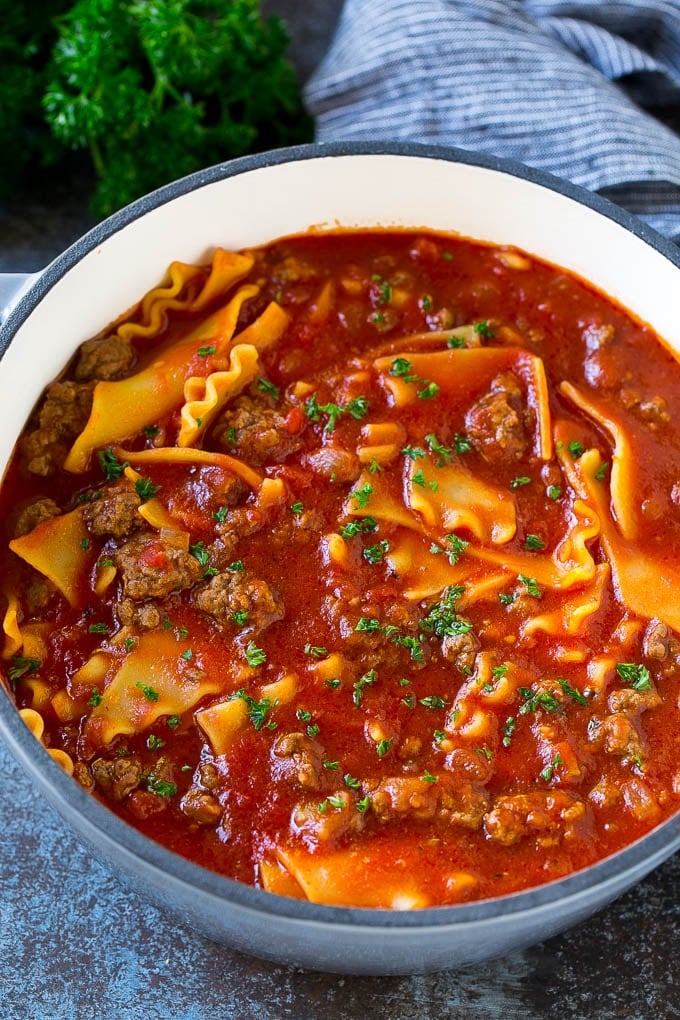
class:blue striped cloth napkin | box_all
[304,0,680,242]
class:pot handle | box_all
[0,273,38,325]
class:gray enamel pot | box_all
[0,142,678,975]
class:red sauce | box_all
[1,231,679,908]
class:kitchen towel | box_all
[304,0,680,241]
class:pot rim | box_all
[0,139,678,931]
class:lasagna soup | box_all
[2,231,679,909]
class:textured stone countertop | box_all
[0,3,678,1017]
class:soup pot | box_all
[0,142,678,975]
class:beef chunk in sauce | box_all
[484,790,589,846]
[83,484,144,539]
[21,380,94,476]
[13,498,61,538]
[180,788,223,826]
[74,335,135,381]
[91,756,142,801]
[291,790,365,847]
[369,773,488,829]
[193,570,284,634]
[464,372,527,461]
[271,732,324,790]
[214,396,304,465]
[116,598,162,631]
[114,534,203,600]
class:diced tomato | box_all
[283,407,305,435]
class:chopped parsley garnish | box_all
[499,592,516,605]
[344,773,361,789]
[213,505,229,523]
[180,648,193,661]
[347,396,370,420]
[502,716,516,747]
[540,753,563,783]
[453,433,472,454]
[568,440,585,458]
[197,345,216,357]
[356,796,371,813]
[492,664,509,680]
[350,483,373,509]
[518,686,560,715]
[305,393,369,432]
[189,541,210,568]
[420,294,433,312]
[412,469,427,488]
[88,622,108,634]
[231,610,249,627]
[97,448,128,481]
[304,643,328,658]
[422,770,438,783]
[510,476,531,489]
[424,432,452,466]
[147,734,165,751]
[146,776,177,798]
[371,275,392,305]
[368,458,383,475]
[391,634,425,663]
[402,445,426,461]
[296,708,312,722]
[167,716,181,729]
[402,694,416,709]
[417,381,439,400]
[307,723,320,737]
[363,540,389,564]
[376,739,392,758]
[547,485,562,501]
[524,533,546,551]
[475,745,493,761]
[228,560,245,572]
[230,688,274,730]
[290,502,304,515]
[87,689,103,707]
[355,617,381,633]
[420,695,446,709]
[135,476,161,501]
[444,533,469,564]
[80,537,90,549]
[420,586,469,639]
[245,642,266,668]
[136,682,159,702]
[324,760,339,771]
[339,516,377,539]
[433,729,447,744]
[327,794,346,811]
[324,678,342,690]
[143,425,160,439]
[353,668,377,707]
[389,357,416,381]
[595,461,609,481]
[616,663,652,691]
[518,573,542,598]
[447,334,466,349]
[257,377,280,401]
[474,320,495,338]
[557,679,589,705]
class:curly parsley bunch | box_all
[41,0,311,215]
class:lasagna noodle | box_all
[405,457,516,544]
[374,347,552,459]
[83,631,223,748]
[9,508,91,607]
[65,282,259,472]
[559,435,680,631]
[559,381,638,539]
[178,343,260,448]
[116,248,255,342]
